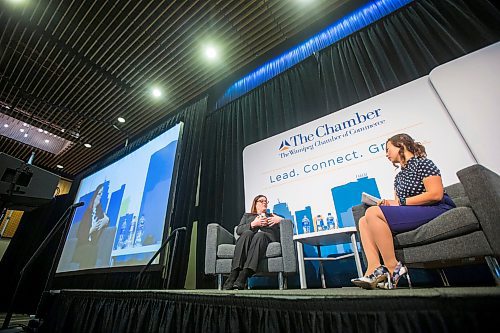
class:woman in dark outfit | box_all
[352,134,456,289]
[223,194,284,290]
[73,183,110,269]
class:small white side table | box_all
[293,227,363,289]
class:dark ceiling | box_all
[1,0,362,178]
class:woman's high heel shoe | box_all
[377,261,412,289]
[351,265,392,290]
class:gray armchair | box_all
[352,164,500,286]
[205,219,297,290]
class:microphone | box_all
[72,202,85,208]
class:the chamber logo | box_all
[279,140,291,151]
[277,109,383,156]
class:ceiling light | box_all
[20,128,25,132]
[151,87,162,98]
[44,139,50,143]
[3,124,8,128]
[117,117,125,123]
[23,133,28,138]
[84,143,92,148]
[38,128,43,132]
[43,130,48,134]
[204,46,218,60]
[56,165,64,169]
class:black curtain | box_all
[197,0,499,288]
[40,290,500,333]
[319,0,500,110]
[0,194,73,313]
[51,96,207,290]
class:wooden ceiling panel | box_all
[0,0,352,178]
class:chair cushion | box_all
[265,242,282,258]
[217,242,282,259]
[394,207,480,248]
[217,244,235,259]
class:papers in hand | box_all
[361,192,381,206]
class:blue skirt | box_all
[380,194,455,234]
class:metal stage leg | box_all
[217,274,223,290]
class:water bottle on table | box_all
[302,215,311,234]
[316,215,324,231]
[326,213,336,230]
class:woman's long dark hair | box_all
[87,183,104,212]
[250,194,267,214]
[387,133,426,167]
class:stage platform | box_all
[26,286,499,332]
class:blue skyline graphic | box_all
[331,174,380,228]
[266,174,380,286]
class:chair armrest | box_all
[204,223,234,275]
[457,164,500,256]
[279,219,297,273]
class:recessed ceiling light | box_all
[43,130,48,134]
[44,139,50,143]
[20,128,25,132]
[23,133,28,138]
[3,124,9,128]
[204,46,218,60]
[117,117,125,123]
[38,128,43,132]
[56,165,64,169]
[151,87,162,98]
[84,143,92,148]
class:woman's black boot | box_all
[233,268,254,290]
[222,269,240,290]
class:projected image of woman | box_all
[352,133,456,290]
[73,183,110,269]
[223,195,284,290]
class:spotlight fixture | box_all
[84,143,92,148]
[117,117,125,123]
